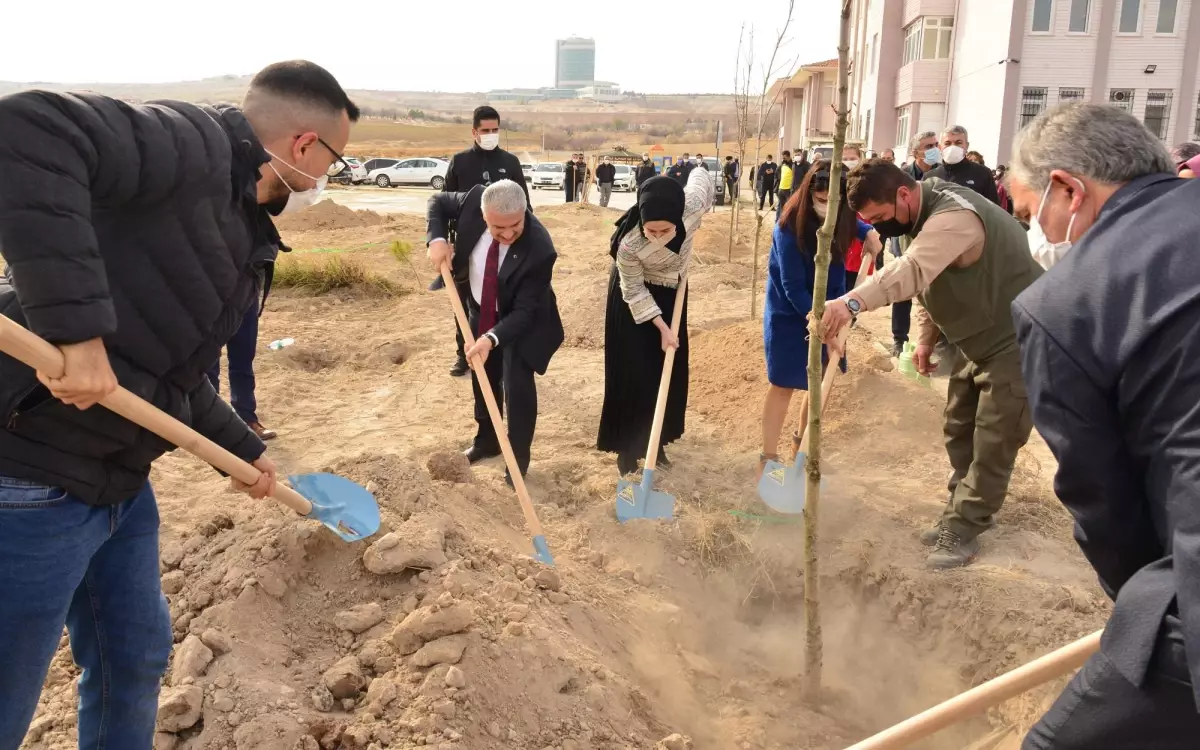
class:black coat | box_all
[1012,173,1200,707]
[757,161,778,190]
[426,187,564,375]
[595,163,616,184]
[444,143,529,206]
[924,160,1001,206]
[636,161,656,186]
[0,91,270,505]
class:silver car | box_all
[368,158,450,189]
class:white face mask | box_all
[813,201,829,218]
[265,151,328,214]
[843,160,859,170]
[646,228,677,248]
[943,145,965,165]
[1027,180,1081,269]
[478,133,500,150]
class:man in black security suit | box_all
[430,105,530,377]
[426,180,563,486]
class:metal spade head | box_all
[531,535,555,566]
[615,468,676,523]
[755,455,817,515]
[288,473,381,542]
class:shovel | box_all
[439,265,554,566]
[755,328,847,515]
[0,317,380,543]
[845,629,1102,749]
[616,274,688,523]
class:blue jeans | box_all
[207,301,259,423]
[0,478,172,749]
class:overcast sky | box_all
[2,0,838,93]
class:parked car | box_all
[521,163,534,182]
[368,158,450,189]
[361,157,401,174]
[612,164,635,192]
[530,163,565,189]
[330,156,369,185]
[702,157,727,206]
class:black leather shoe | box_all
[428,276,445,291]
[617,452,639,476]
[504,469,527,490]
[450,355,469,377]
[656,447,671,468]
[463,445,501,464]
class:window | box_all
[871,33,879,72]
[1119,0,1141,33]
[896,106,911,145]
[1021,87,1048,128]
[1144,90,1173,139]
[902,22,921,64]
[1059,87,1086,103]
[1069,0,1090,32]
[922,17,954,59]
[1157,0,1178,33]
[1032,0,1053,32]
[1109,88,1135,112]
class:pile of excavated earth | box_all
[22,200,1109,750]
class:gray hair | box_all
[941,124,968,141]
[1171,141,1200,164]
[910,130,937,154]
[1009,102,1173,193]
[481,180,528,215]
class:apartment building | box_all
[777,0,1197,167]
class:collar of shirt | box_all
[468,230,512,306]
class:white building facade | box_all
[779,0,1196,166]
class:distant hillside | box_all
[0,76,737,121]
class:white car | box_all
[368,158,449,189]
[530,163,565,189]
[613,164,635,192]
[521,163,534,182]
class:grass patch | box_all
[272,256,400,296]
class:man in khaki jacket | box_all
[820,159,1043,568]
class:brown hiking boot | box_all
[926,528,980,569]
[248,422,277,441]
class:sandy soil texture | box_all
[20,200,1107,750]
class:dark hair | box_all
[1172,141,1200,165]
[782,150,791,157]
[847,158,917,212]
[473,105,500,128]
[777,159,851,263]
[249,61,359,121]
[966,150,985,165]
[725,155,733,160]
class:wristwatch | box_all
[484,331,500,348]
[845,297,862,317]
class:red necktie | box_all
[478,239,500,334]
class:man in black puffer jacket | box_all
[0,60,358,747]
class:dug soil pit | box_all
[22,203,1107,750]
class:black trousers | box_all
[469,313,537,476]
[758,186,773,209]
[1023,623,1200,749]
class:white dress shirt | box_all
[469,230,511,307]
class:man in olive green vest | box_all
[820,159,1043,569]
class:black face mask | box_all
[872,199,913,239]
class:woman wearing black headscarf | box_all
[596,169,715,475]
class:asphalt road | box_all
[324,183,639,216]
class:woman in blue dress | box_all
[758,160,879,475]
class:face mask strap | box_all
[265,148,323,185]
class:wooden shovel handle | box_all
[796,326,848,455]
[439,264,548,540]
[642,273,689,473]
[0,317,312,516]
[845,630,1102,750]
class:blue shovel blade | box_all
[287,473,381,543]
[756,455,809,515]
[531,535,555,566]
[615,468,676,523]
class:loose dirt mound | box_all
[276,200,387,233]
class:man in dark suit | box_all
[564,153,579,203]
[426,180,564,484]
[1008,102,1200,747]
[924,125,1002,206]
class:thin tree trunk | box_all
[728,190,738,262]
[803,0,854,702]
